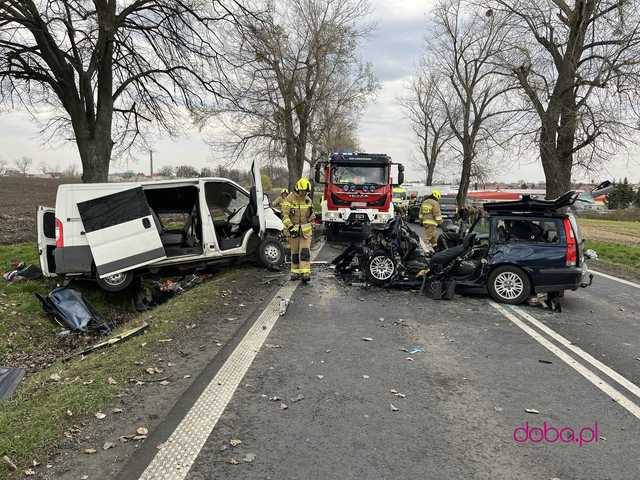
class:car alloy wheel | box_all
[493,271,524,300]
[369,255,395,281]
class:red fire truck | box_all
[314,152,404,238]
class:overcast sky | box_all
[0,0,638,183]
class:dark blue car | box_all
[457,185,612,304]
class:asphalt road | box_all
[119,240,640,480]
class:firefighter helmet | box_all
[295,177,311,192]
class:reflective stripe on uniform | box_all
[301,223,313,234]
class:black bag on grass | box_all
[35,287,112,335]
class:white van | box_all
[37,161,285,292]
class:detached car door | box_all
[77,187,166,278]
[250,159,266,238]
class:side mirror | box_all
[395,164,405,186]
[591,180,613,197]
[314,163,325,184]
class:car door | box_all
[250,159,266,238]
[37,206,57,277]
[77,187,166,278]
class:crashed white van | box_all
[37,161,285,292]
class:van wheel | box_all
[96,271,135,293]
[488,266,531,304]
[259,236,285,270]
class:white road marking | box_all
[490,302,640,420]
[139,241,326,480]
[591,269,640,289]
[511,305,640,400]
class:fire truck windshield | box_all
[331,165,388,185]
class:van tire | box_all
[96,271,135,293]
[488,266,531,304]
[258,236,285,270]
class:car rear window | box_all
[495,219,560,244]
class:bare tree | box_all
[14,156,33,175]
[0,158,7,174]
[488,0,640,198]
[158,165,175,177]
[400,69,454,186]
[0,1,245,183]
[203,0,375,189]
[430,0,524,206]
[62,164,79,178]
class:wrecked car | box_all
[335,182,613,305]
[37,161,285,292]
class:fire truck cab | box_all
[315,152,404,238]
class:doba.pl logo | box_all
[513,421,599,446]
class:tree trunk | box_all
[77,135,113,183]
[539,109,574,199]
[456,144,473,208]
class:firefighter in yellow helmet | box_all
[282,178,314,282]
[272,188,289,209]
[419,189,443,248]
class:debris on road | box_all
[230,439,242,447]
[316,375,324,380]
[280,402,288,410]
[279,299,289,316]
[291,393,305,403]
[0,367,25,400]
[95,412,106,420]
[361,337,373,342]
[243,453,256,463]
[390,403,399,412]
[401,346,425,354]
[103,441,115,451]
[538,359,553,365]
[525,408,540,415]
[226,457,240,465]
[83,448,97,455]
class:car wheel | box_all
[259,236,285,270]
[96,270,135,293]
[488,266,531,304]
[366,250,397,286]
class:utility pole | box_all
[149,149,154,179]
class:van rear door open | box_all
[37,206,57,277]
[77,187,166,278]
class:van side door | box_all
[77,187,166,278]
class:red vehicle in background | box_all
[314,152,404,239]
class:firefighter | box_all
[457,203,484,234]
[272,188,288,209]
[282,178,314,282]
[419,189,443,247]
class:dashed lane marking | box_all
[490,301,640,420]
[138,241,326,480]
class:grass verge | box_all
[585,240,640,278]
[0,243,244,479]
